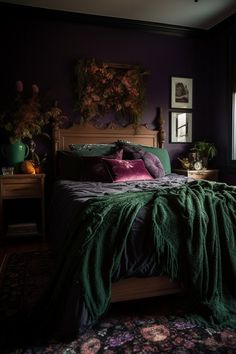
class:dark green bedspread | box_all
[45,180,236,336]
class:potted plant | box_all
[192,140,217,168]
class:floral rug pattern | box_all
[33,315,236,354]
[0,251,236,354]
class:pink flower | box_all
[91,94,100,102]
[16,80,23,93]
[90,65,98,74]
[116,104,122,111]
[87,86,94,93]
[32,84,39,95]
[124,101,132,107]
[121,77,131,89]
[84,98,93,106]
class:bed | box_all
[52,122,182,297]
[40,121,236,339]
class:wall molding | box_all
[0,2,204,38]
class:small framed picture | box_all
[170,111,192,143]
[171,76,193,109]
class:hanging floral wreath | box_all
[73,59,148,126]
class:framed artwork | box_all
[73,59,148,126]
[170,111,192,143]
[171,76,193,109]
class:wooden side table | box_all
[173,169,219,182]
[0,174,45,244]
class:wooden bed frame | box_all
[53,121,182,303]
[53,121,164,152]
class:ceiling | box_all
[1,0,236,30]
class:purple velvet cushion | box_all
[79,149,123,182]
[122,145,165,178]
[103,158,154,182]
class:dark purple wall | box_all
[206,21,236,184]
[0,6,211,169]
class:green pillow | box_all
[141,146,171,175]
[69,143,116,156]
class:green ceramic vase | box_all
[1,141,29,166]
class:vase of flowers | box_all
[0,80,65,170]
[1,141,29,166]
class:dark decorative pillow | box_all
[102,158,154,182]
[56,149,123,181]
[80,149,123,181]
[79,156,111,182]
[69,143,116,156]
[141,146,171,175]
[121,145,165,178]
[116,141,170,175]
[109,149,123,160]
[56,150,81,180]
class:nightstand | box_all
[0,174,45,244]
[173,169,219,182]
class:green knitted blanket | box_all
[47,180,236,332]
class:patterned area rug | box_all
[0,251,236,353]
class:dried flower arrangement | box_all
[0,80,65,143]
[74,59,148,126]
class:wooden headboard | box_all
[53,121,164,153]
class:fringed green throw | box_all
[47,180,236,332]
